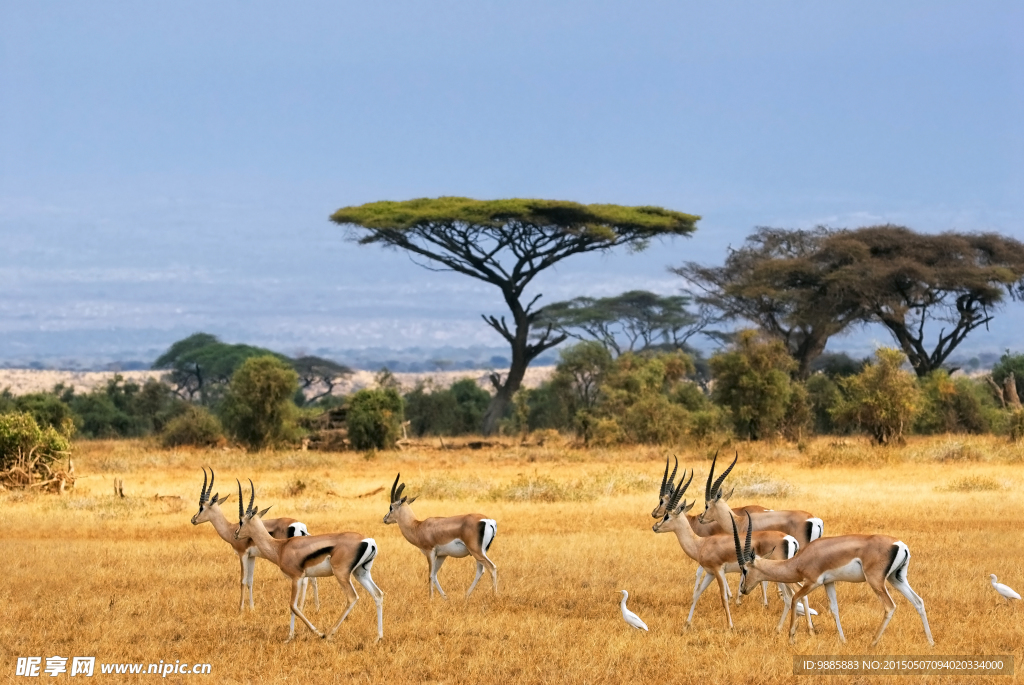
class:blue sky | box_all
[1,2,1022,365]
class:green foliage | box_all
[404,378,491,437]
[161,405,224,448]
[292,355,352,405]
[331,197,699,240]
[709,330,800,440]
[914,372,999,435]
[806,373,844,435]
[9,392,76,430]
[833,348,920,445]
[595,351,694,445]
[991,350,1024,403]
[1008,411,1024,442]
[153,332,287,405]
[347,388,404,450]
[221,356,300,450]
[0,411,72,471]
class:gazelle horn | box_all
[660,458,670,496]
[391,473,400,503]
[199,468,209,504]
[744,512,753,561]
[395,483,406,501]
[237,479,244,521]
[247,479,256,516]
[667,456,679,496]
[705,450,720,500]
[668,469,691,512]
[731,515,745,564]
[711,451,738,499]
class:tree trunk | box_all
[481,318,532,436]
[1006,373,1022,410]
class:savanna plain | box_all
[1,436,1021,685]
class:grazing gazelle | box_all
[697,452,824,546]
[234,480,384,642]
[383,473,497,599]
[653,456,770,600]
[190,468,318,612]
[652,469,803,630]
[732,513,934,646]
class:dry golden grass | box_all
[1,435,1022,684]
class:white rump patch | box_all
[481,518,497,552]
[288,522,310,537]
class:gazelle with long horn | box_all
[383,473,497,599]
[234,480,384,642]
[732,513,934,646]
[653,456,771,601]
[652,468,803,630]
[190,468,318,612]
[698,452,824,546]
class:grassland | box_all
[1,435,1022,684]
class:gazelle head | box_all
[731,512,764,595]
[383,473,418,524]
[652,468,695,533]
[232,479,272,540]
[191,468,229,525]
[651,456,679,518]
[696,450,737,524]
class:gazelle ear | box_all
[216,494,229,505]
[406,496,418,505]
[257,506,272,517]
[400,496,407,504]
[724,486,735,501]
[682,501,695,513]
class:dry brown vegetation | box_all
[1,435,1022,684]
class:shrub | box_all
[160,405,224,448]
[709,330,799,440]
[347,388,404,450]
[914,372,996,435]
[833,348,919,445]
[806,373,844,435]
[991,350,1024,405]
[0,411,74,488]
[1009,410,1024,442]
[221,356,300,450]
[938,475,1003,492]
[404,378,491,436]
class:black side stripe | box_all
[300,545,334,568]
[479,520,495,552]
[349,541,369,573]
[804,520,813,543]
[886,543,901,577]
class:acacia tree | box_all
[152,333,286,405]
[674,226,861,380]
[331,197,698,434]
[536,290,718,356]
[291,356,353,404]
[820,226,1024,377]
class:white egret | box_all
[990,575,1021,603]
[619,590,649,631]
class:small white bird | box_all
[990,575,1021,603]
[619,590,649,631]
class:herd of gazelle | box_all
[653,452,933,645]
[192,470,496,642]
[192,451,933,647]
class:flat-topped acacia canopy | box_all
[330,197,698,241]
[330,196,699,434]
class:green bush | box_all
[161,405,224,447]
[347,388,404,450]
[709,330,799,440]
[991,350,1024,403]
[221,356,300,450]
[10,392,76,431]
[914,372,998,435]
[404,378,491,436]
[806,373,844,435]
[833,348,919,445]
[0,411,73,486]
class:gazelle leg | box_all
[312,577,320,611]
[761,581,769,606]
[430,552,449,600]
[776,583,793,633]
[467,561,485,598]
[715,569,734,629]
[324,574,361,640]
[693,566,704,598]
[353,566,385,640]
[824,583,844,643]
[238,555,250,613]
[287,579,323,641]
[890,569,934,645]
[687,568,717,625]
[867,579,897,646]
[298,577,308,612]
[246,555,256,610]
[788,582,819,644]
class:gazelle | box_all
[234,480,384,642]
[190,468,318,612]
[653,456,770,600]
[732,513,934,646]
[697,452,824,546]
[382,474,497,599]
[652,469,803,630]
